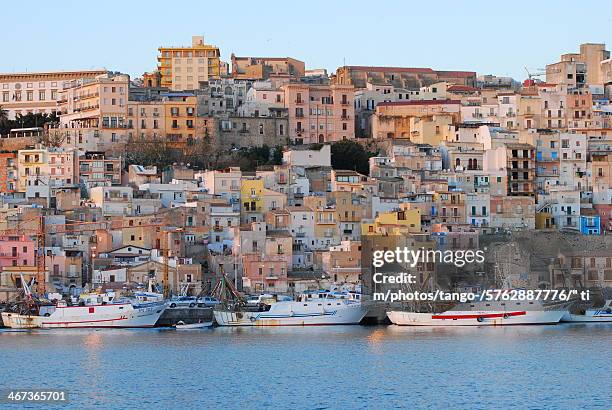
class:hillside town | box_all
[0,37,611,302]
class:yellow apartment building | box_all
[362,205,421,235]
[241,178,265,222]
[163,95,201,147]
[157,36,221,90]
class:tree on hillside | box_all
[330,140,377,175]
[123,136,182,169]
[0,110,60,135]
[0,106,10,135]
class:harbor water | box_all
[0,324,610,409]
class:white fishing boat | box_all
[214,290,368,326]
[1,292,166,329]
[561,300,612,322]
[174,320,213,329]
[387,299,568,326]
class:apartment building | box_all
[78,151,122,190]
[0,235,36,268]
[56,73,130,149]
[238,80,286,117]
[163,94,200,146]
[546,43,610,87]
[198,167,242,201]
[230,55,305,81]
[506,143,535,196]
[565,89,593,129]
[127,99,165,140]
[0,69,106,119]
[157,36,221,90]
[371,100,461,140]
[282,83,355,144]
[0,153,17,193]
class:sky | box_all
[1,0,611,81]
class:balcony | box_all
[343,229,353,234]
[295,232,306,238]
[341,100,350,106]
[341,115,350,120]
[294,128,304,134]
[295,113,304,118]
[213,226,224,232]
[295,99,304,104]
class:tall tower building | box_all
[157,35,221,91]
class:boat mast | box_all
[36,214,46,296]
[163,229,170,299]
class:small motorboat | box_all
[173,320,213,329]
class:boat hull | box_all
[387,310,565,326]
[561,312,612,322]
[174,321,213,329]
[214,303,368,326]
[1,303,166,329]
[1,312,43,329]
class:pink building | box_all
[282,83,355,144]
[48,148,79,187]
[0,235,36,268]
[242,253,288,293]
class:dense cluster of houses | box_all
[0,38,610,300]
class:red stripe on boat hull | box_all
[432,311,526,320]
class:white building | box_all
[282,145,331,167]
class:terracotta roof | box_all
[344,66,435,73]
[378,99,461,107]
[447,85,479,92]
[436,70,477,77]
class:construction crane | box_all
[524,66,546,81]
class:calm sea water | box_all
[0,324,610,409]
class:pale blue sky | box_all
[2,0,611,81]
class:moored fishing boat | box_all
[561,300,612,322]
[214,290,368,326]
[1,292,166,329]
[387,298,568,326]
